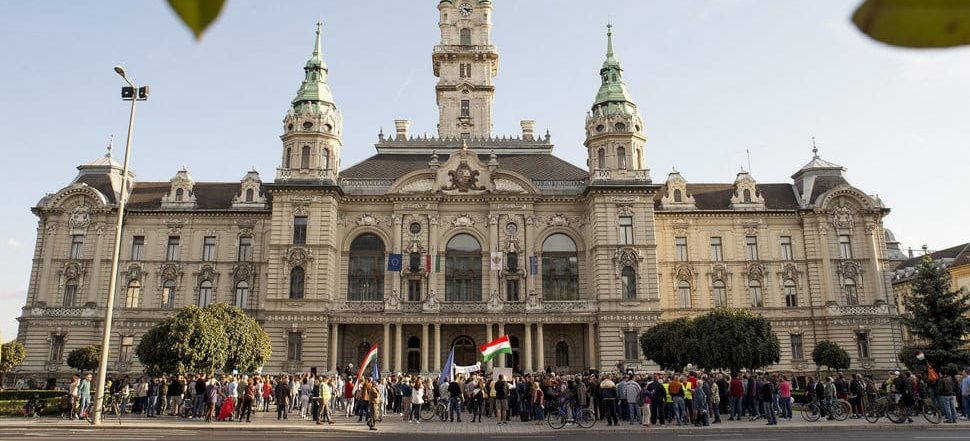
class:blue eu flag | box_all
[387,253,402,271]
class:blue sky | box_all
[1,0,968,341]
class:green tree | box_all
[853,0,970,48]
[202,303,272,373]
[66,345,100,374]
[691,308,781,375]
[640,317,695,371]
[0,340,27,387]
[899,253,970,372]
[812,340,851,372]
[136,305,229,376]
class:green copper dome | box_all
[292,22,336,113]
[592,24,636,115]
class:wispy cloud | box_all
[5,239,21,250]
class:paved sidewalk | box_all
[1,411,967,434]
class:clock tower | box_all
[433,0,498,139]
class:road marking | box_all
[914,438,970,440]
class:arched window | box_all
[348,234,385,301]
[322,148,330,170]
[175,188,184,202]
[597,148,606,169]
[713,280,727,307]
[198,280,213,306]
[162,279,176,308]
[406,336,421,373]
[452,336,476,366]
[289,266,305,299]
[844,278,858,305]
[743,188,752,203]
[300,145,311,169]
[505,336,520,369]
[284,147,291,168]
[621,266,636,300]
[125,280,140,308]
[445,234,482,301]
[63,279,78,307]
[748,279,763,307]
[555,341,569,368]
[784,279,797,307]
[617,146,627,170]
[459,28,471,45]
[677,280,691,308]
[673,189,683,203]
[542,234,579,300]
[245,188,254,202]
[234,280,249,309]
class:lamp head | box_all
[113,65,127,78]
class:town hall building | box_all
[16,1,903,382]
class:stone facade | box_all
[15,1,904,383]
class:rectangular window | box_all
[506,279,520,302]
[119,336,134,363]
[790,334,804,360]
[856,332,870,359]
[780,236,793,260]
[202,236,216,261]
[69,235,84,259]
[839,234,852,259]
[460,99,470,117]
[623,330,639,360]
[49,334,65,362]
[407,279,422,302]
[166,236,180,261]
[287,331,303,362]
[131,236,145,261]
[293,216,308,245]
[618,216,634,245]
[459,63,471,78]
[238,236,253,261]
[675,237,689,261]
[745,236,759,260]
[710,237,723,262]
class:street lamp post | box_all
[91,66,147,425]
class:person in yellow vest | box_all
[683,376,694,424]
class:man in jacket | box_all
[624,377,642,424]
[761,377,776,425]
[275,375,291,420]
[599,376,619,426]
[647,375,666,425]
[361,378,379,430]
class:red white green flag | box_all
[479,335,512,363]
[356,343,379,382]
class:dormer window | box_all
[743,189,752,203]
[245,188,254,202]
[175,188,184,202]
[674,189,683,202]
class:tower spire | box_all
[606,23,615,58]
[592,24,636,115]
[291,22,335,113]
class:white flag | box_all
[490,251,503,271]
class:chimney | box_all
[520,120,535,141]
[394,119,410,141]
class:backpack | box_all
[927,365,940,382]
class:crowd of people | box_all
[45,366,970,429]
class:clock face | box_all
[459,2,473,16]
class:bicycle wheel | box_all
[864,401,883,424]
[920,402,942,424]
[801,403,821,422]
[114,404,123,423]
[436,402,448,422]
[546,411,567,429]
[884,401,906,424]
[419,402,435,421]
[832,401,850,421]
[575,408,595,429]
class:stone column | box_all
[88,226,107,306]
[586,322,596,370]
[867,224,887,303]
[497,323,506,368]
[433,323,442,371]
[536,323,545,372]
[488,214,499,298]
[818,221,835,304]
[421,324,429,373]
[524,215,535,293]
[383,323,391,372]
[429,215,440,300]
[392,214,403,299]
[524,323,533,373]
[330,323,340,373]
[485,322,493,371]
[394,323,403,373]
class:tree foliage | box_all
[812,340,851,371]
[853,0,970,49]
[0,340,26,373]
[899,254,970,371]
[136,304,271,376]
[167,0,226,40]
[641,308,781,374]
[66,345,100,374]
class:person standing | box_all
[693,379,710,426]
[599,376,619,426]
[469,378,485,423]
[361,378,379,430]
[203,379,218,423]
[275,375,291,420]
[761,377,776,426]
[78,374,92,419]
[640,376,653,428]
[960,369,970,420]
[146,377,160,418]
[624,377,642,424]
[448,376,464,422]
[240,378,256,423]
[494,374,510,425]
[409,378,424,423]
[778,375,793,421]
[647,375,666,426]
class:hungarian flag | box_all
[426,254,440,273]
[356,343,379,382]
[479,336,512,363]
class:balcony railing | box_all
[542,300,593,312]
[336,301,384,312]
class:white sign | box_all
[454,362,482,375]
[492,367,513,381]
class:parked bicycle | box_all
[546,399,595,429]
[801,397,850,422]
[885,395,941,424]
[419,398,449,422]
[84,393,123,424]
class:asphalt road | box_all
[1,428,969,441]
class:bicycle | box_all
[546,399,595,429]
[886,395,941,424]
[84,393,123,424]
[419,398,449,422]
[864,393,888,423]
[801,397,849,422]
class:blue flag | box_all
[529,256,539,275]
[387,253,402,272]
[371,358,380,380]
[440,346,455,385]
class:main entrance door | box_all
[452,336,477,366]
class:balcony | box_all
[826,303,889,316]
[336,301,384,312]
[542,300,594,312]
[275,168,335,182]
